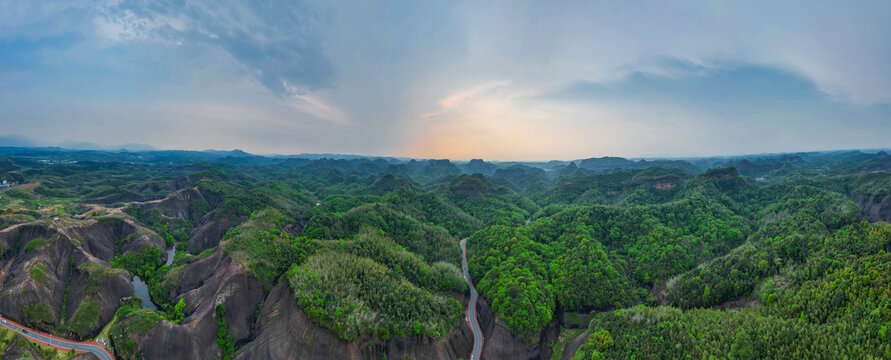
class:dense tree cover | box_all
[112,244,164,279]
[764,248,891,324]
[359,173,415,196]
[537,176,609,206]
[466,226,557,335]
[665,187,865,308]
[1,148,888,357]
[146,263,181,313]
[2,160,182,205]
[571,198,890,359]
[315,194,380,214]
[128,207,197,247]
[328,231,467,293]
[539,196,747,284]
[851,172,891,196]
[304,203,461,264]
[287,251,463,341]
[480,257,554,341]
[194,179,317,220]
[536,167,689,206]
[573,303,890,360]
[617,167,689,206]
[381,188,484,237]
[672,166,764,218]
[468,168,886,341]
[490,165,550,193]
[551,236,634,310]
[441,174,538,227]
[575,249,891,359]
[221,208,316,288]
[466,187,749,337]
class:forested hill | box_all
[0,147,888,359]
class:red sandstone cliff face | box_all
[116,250,265,360]
[126,186,244,253]
[1,183,576,359]
[0,218,167,340]
[475,296,559,360]
[851,193,891,223]
[234,281,474,360]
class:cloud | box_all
[282,80,350,125]
[92,0,334,95]
[93,8,186,45]
[458,1,891,105]
[1,1,889,159]
[405,82,622,160]
[403,63,891,160]
[421,80,511,119]
[539,63,828,110]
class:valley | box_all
[3,1,888,358]
[461,238,482,360]
[0,147,888,359]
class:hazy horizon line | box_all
[0,135,887,163]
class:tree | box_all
[216,304,235,360]
[758,259,769,273]
[170,298,186,324]
[729,330,754,360]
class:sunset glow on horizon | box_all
[1,1,889,160]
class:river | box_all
[131,275,157,310]
[131,244,175,310]
[166,245,175,265]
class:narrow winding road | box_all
[0,315,114,360]
[460,238,483,360]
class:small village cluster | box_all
[0,180,16,189]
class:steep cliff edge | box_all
[0,218,165,339]
[476,296,559,360]
[126,186,243,253]
[235,281,474,360]
[560,330,589,360]
[851,193,891,223]
[112,249,265,360]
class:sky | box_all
[0,0,889,161]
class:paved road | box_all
[0,315,114,360]
[460,238,484,360]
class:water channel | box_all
[131,275,156,310]
[132,243,176,310]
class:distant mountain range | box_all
[2,134,887,166]
[0,135,158,152]
[0,140,888,182]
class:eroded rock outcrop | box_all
[1,334,46,360]
[234,281,474,360]
[560,331,589,360]
[0,218,165,339]
[851,193,891,223]
[187,214,240,252]
[127,186,243,253]
[117,249,265,360]
[476,296,559,360]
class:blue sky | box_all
[0,0,889,160]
